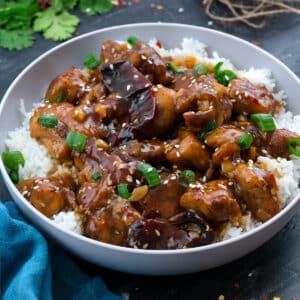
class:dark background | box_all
[1,1,300,299]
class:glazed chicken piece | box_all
[119,140,166,164]
[206,125,245,147]
[18,174,76,217]
[171,69,199,91]
[180,179,241,223]
[136,173,185,219]
[267,129,298,158]
[205,125,246,165]
[100,40,128,65]
[30,103,106,161]
[229,78,279,114]
[166,130,211,171]
[85,195,142,246]
[127,41,173,85]
[223,162,280,221]
[77,181,114,212]
[45,66,89,104]
[100,40,173,85]
[79,82,107,105]
[74,138,139,186]
[176,75,232,131]
[150,86,177,137]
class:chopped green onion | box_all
[84,53,100,70]
[137,163,160,188]
[56,94,64,103]
[287,138,300,157]
[239,133,253,151]
[179,170,196,188]
[2,151,25,184]
[91,172,101,181]
[194,63,209,76]
[250,114,276,132]
[166,62,185,74]
[66,131,88,152]
[9,170,19,184]
[38,114,58,128]
[214,62,237,86]
[2,151,25,171]
[199,119,217,140]
[127,35,139,47]
[117,183,130,199]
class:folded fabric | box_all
[0,201,121,300]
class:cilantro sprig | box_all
[0,0,114,51]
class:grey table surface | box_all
[1,1,300,299]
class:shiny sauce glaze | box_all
[17,39,299,249]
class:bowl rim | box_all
[1,22,300,256]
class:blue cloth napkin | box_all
[0,201,121,300]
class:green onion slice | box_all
[250,114,276,132]
[117,183,130,199]
[66,131,88,152]
[137,163,160,188]
[194,63,209,76]
[38,114,58,128]
[238,133,253,151]
[91,172,101,181]
[214,62,237,86]
[166,62,185,74]
[287,138,300,157]
[84,53,100,70]
[199,119,217,140]
[179,170,196,188]
[127,35,139,47]
[56,94,64,103]
[9,170,19,184]
[2,151,25,171]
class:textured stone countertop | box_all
[1,1,300,299]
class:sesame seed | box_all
[133,74,139,79]
[141,55,147,60]
[126,84,131,91]
[109,64,114,70]
[142,243,149,249]
[176,151,180,157]
[155,229,161,236]
[147,59,153,65]
[126,175,133,182]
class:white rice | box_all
[51,211,82,234]
[4,38,300,241]
[5,101,55,181]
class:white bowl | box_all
[1,23,300,275]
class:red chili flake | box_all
[133,0,139,3]
[202,0,208,7]
[233,282,240,289]
[291,298,296,300]
[262,297,269,300]
[252,40,261,47]
[234,297,240,300]
[156,41,162,48]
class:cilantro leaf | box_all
[50,0,78,10]
[0,28,34,50]
[33,7,79,41]
[62,0,78,9]
[79,0,113,16]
